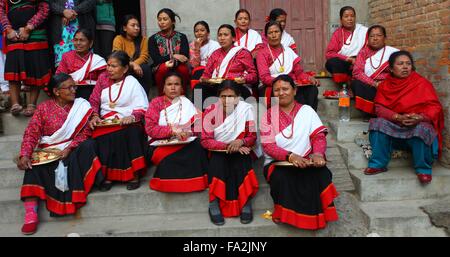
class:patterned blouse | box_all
[56,50,105,81]
[20,99,91,158]
[0,0,49,31]
[201,47,258,84]
[148,31,190,68]
[352,46,390,86]
[256,44,310,86]
[260,102,327,161]
[200,103,257,150]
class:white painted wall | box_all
[144,0,240,43]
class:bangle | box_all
[285,152,292,161]
[288,153,295,163]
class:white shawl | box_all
[364,46,399,78]
[214,101,255,144]
[39,98,92,150]
[264,105,327,165]
[70,53,106,85]
[212,46,244,78]
[269,45,298,77]
[234,29,263,52]
[338,24,368,57]
[158,96,200,126]
[200,40,221,66]
[281,31,296,50]
[100,75,149,119]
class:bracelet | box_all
[288,153,294,163]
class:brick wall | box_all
[369,0,450,166]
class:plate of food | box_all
[208,78,225,84]
[31,148,61,166]
[95,117,121,127]
[150,136,196,146]
[208,149,229,153]
[323,90,339,99]
[314,71,331,78]
[295,79,313,86]
[273,161,294,166]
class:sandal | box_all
[10,104,23,116]
[22,104,36,117]
[126,178,140,191]
[99,181,113,192]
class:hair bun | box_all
[265,16,270,22]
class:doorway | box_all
[112,0,146,36]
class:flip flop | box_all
[10,104,23,116]
[22,104,36,117]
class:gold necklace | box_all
[9,0,22,5]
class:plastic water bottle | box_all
[339,83,350,122]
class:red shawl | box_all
[375,71,444,155]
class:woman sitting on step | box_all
[256,21,319,110]
[146,72,208,193]
[364,51,444,184]
[233,9,263,56]
[201,80,259,226]
[351,25,398,116]
[56,28,106,100]
[17,73,103,235]
[260,74,339,230]
[88,51,149,191]
[325,6,368,85]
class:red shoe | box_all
[21,221,38,235]
[364,167,387,175]
[417,174,432,184]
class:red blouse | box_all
[352,46,390,86]
[88,72,145,122]
[325,27,354,61]
[260,102,327,161]
[20,99,91,158]
[256,44,310,86]
[200,103,257,150]
[201,46,258,84]
[56,50,105,81]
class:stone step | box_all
[0,113,30,136]
[317,97,364,120]
[359,199,447,237]
[0,191,368,237]
[328,119,369,143]
[0,160,22,189]
[349,164,450,202]
[316,77,338,96]
[0,135,22,161]
[337,142,412,169]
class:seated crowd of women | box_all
[13,5,444,237]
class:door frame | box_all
[140,0,147,36]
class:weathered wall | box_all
[369,0,450,166]
[328,0,369,38]
[144,0,240,42]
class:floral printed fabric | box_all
[154,32,182,57]
[53,0,79,66]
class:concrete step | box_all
[316,77,338,96]
[350,164,450,202]
[328,119,368,143]
[0,135,22,161]
[0,160,22,189]
[317,97,364,120]
[0,191,368,237]
[337,142,412,169]
[0,113,30,136]
[359,199,447,237]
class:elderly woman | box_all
[0,0,52,117]
[325,6,368,84]
[189,21,220,89]
[234,9,263,56]
[149,8,190,95]
[49,0,96,66]
[88,51,149,191]
[352,25,398,115]
[113,15,151,94]
[196,24,258,109]
[201,81,259,226]
[364,51,444,184]
[260,75,339,230]
[17,73,103,235]
[256,21,319,109]
[56,28,106,100]
[146,72,208,192]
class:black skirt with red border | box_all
[149,138,209,193]
[325,57,352,83]
[351,79,377,114]
[94,125,149,182]
[263,162,339,230]
[20,139,103,216]
[208,152,259,217]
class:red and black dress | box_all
[20,98,103,216]
[89,73,149,182]
[146,95,208,192]
[261,102,339,230]
[0,0,51,86]
[201,100,259,217]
